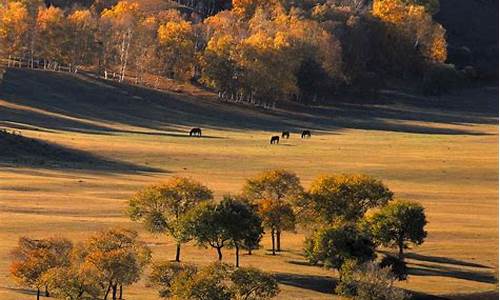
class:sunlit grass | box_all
[0,70,497,299]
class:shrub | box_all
[334,260,358,296]
[380,255,408,281]
[421,63,463,95]
[148,262,197,298]
[150,262,279,300]
[335,262,408,300]
[230,267,279,300]
[304,223,376,273]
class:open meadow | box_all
[0,69,498,299]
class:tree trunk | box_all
[216,246,223,261]
[36,288,40,300]
[247,248,252,255]
[112,283,117,300]
[119,284,123,300]
[235,245,240,267]
[104,282,111,300]
[271,229,276,255]
[175,243,181,262]
[398,239,405,261]
[276,230,281,252]
[44,285,49,297]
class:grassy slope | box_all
[0,69,498,299]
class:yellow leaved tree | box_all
[100,1,140,80]
[67,9,97,67]
[36,6,69,64]
[157,19,196,80]
[0,2,30,58]
[373,0,447,64]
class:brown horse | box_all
[270,136,280,144]
[189,128,202,137]
[281,131,290,139]
[301,130,311,138]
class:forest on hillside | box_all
[0,0,464,105]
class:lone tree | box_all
[243,169,304,252]
[257,198,295,255]
[189,196,264,266]
[81,228,151,300]
[128,177,213,262]
[304,223,375,278]
[368,200,427,261]
[305,174,393,224]
[10,237,73,300]
[224,197,264,267]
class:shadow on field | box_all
[411,291,500,300]
[274,272,335,294]
[286,259,318,267]
[406,252,491,269]
[0,130,161,173]
[0,286,38,297]
[441,291,499,300]
[0,69,497,137]
[408,263,497,284]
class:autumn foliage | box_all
[10,229,151,300]
[0,0,450,100]
[10,169,428,299]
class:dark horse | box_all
[281,131,290,139]
[189,128,202,137]
[301,130,311,138]
[270,136,280,144]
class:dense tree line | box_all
[11,170,427,299]
[0,0,449,104]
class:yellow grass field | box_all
[0,69,498,299]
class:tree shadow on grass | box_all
[442,291,499,300]
[286,259,319,267]
[408,262,497,284]
[276,260,496,299]
[1,69,497,137]
[405,252,491,269]
[0,286,38,297]
[0,130,163,173]
[273,272,454,299]
[274,272,336,294]
[411,291,500,300]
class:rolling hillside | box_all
[0,68,498,299]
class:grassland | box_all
[0,69,498,299]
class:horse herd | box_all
[270,130,311,144]
[189,127,311,144]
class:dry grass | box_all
[0,69,498,299]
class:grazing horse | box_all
[189,128,202,137]
[301,130,311,138]
[281,131,290,139]
[270,136,280,144]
